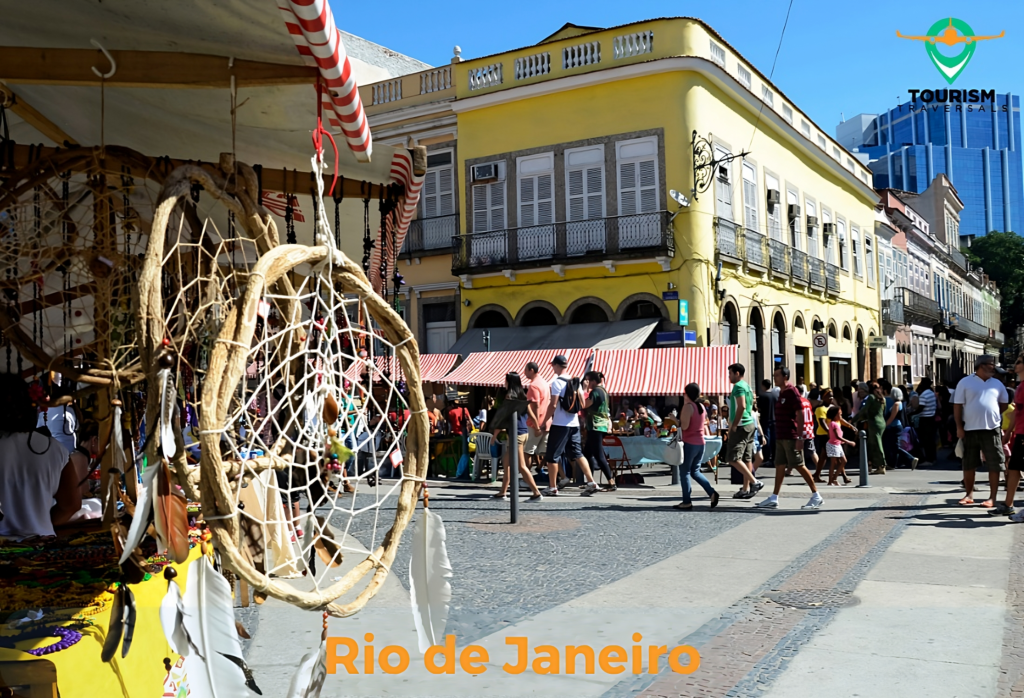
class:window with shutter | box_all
[616,137,660,248]
[420,151,456,248]
[822,210,835,264]
[516,153,555,260]
[765,173,783,241]
[714,147,734,222]
[806,200,817,258]
[787,189,800,249]
[469,169,508,266]
[852,227,862,277]
[566,146,606,255]
[742,162,758,233]
[837,219,849,271]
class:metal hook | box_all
[90,39,117,79]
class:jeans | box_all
[916,416,937,462]
[584,429,613,481]
[762,422,776,464]
[679,442,716,505]
[883,427,914,469]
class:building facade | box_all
[362,18,883,388]
[838,95,1023,238]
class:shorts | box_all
[525,429,549,456]
[726,423,755,463]
[826,442,844,459]
[962,429,1005,473]
[1011,434,1024,471]
[545,425,583,463]
[803,438,816,462]
[775,439,805,469]
[516,433,529,447]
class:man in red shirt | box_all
[523,362,551,473]
[448,400,473,479]
[793,392,819,481]
[756,366,822,510]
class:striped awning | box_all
[343,354,461,384]
[593,346,738,396]
[439,349,592,387]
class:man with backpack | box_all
[541,354,599,496]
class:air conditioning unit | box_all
[766,189,781,208]
[806,215,819,229]
[822,222,836,236]
[472,163,501,182]
[717,165,730,182]
[787,204,801,220]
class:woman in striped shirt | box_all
[915,378,937,467]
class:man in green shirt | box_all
[727,363,764,499]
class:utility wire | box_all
[747,0,797,153]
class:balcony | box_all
[826,264,840,294]
[949,246,968,272]
[900,288,941,323]
[743,229,768,269]
[791,249,808,285]
[808,257,825,290]
[995,330,1006,345]
[768,238,788,276]
[714,218,741,261]
[882,297,905,327]
[452,211,673,275]
[950,313,990,342]
[400,214,459,258]
[714,221,837,293]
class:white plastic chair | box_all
[470,432,495,482]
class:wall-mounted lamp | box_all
[463,298,471,307]
[715,261,725,302]
[667,282,676,290]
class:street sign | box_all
[662,290,679,301]
[678,299,689,326]
[868,335,888,349]
[812,333,829,357]
[684,330,698,344]
[657,331,683,345]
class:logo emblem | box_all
[897,18,1004,84]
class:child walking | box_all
[826,406,854,486]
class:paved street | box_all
[243,454,1023,697]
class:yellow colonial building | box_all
[362,18,882,387]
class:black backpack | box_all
[558,377,582,413]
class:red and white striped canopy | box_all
[343,354,461,384]
[367,150,426,293]
[279,0,371,161]
[439,349,592,388]
[593,346,738,396]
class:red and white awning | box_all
[593,346,738,395]
[279,0,371,161]
[367,150,426,294]
[439,349,592,388]
[420,354,461,382]
[343,353,461,384]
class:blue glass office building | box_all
[845,94,1022,237]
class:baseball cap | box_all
[976,355,1006,374]
[550,354,568,367]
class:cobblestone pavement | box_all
[601,495,923,698]
[999,524,1024,698]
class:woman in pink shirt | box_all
[825,406,855,486]
[674,383,720,510]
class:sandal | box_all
[958,497,975,506]
[979,500,994,508]
[673,503,694,510]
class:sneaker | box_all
[557,477,571,489]
[740,489,758,499]
[732,490,749,499]
[755,497,779,508]
[492,492,509,501]
[541,487,559,496]
[1010,511,1024,523]
[294,527,304,540]
[753,480,765,493]
[911,458,920,470]
[528,493,544,502]
[989,502,1015,516]
[801,494,824,510]
[585,482,599,494]
[600,484,617,492]
[580,488,595,497]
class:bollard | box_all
[510,410,519,524]
[857,429,870,488]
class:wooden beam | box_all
[0,47,318,89]
[3,143,401,199]
[0,82,78,146]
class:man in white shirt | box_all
[541,355,598,496]
[954,355,1008,510]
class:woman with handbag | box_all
[672,383,720,510]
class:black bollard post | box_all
[857,430,870,488]
[510,410,519,524]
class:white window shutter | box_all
[568,169,585,221]
[519,177,535,226]
[489,181,505,231]
[619,161,637,215]
[438,168,454,216]
[423,170,438,218]
[473,183,489,232]
[537,173,553,224]
[638,159,657,212]
[585,166,603,218]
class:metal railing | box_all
[744,229,768,269]
[951,313,990,341]
[768,238,788,275]
[995,330,1006,344]
[949,246,968,272]
[808,257,825,289]
[452,211,673,274]
[901,288,940,321]
[826,264,840,294]
[882,298,905,326]
[791,249,808,284]
[714,219,741,259]
[401,214,459,256]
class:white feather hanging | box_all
[409,507,453,654]
[119,462,159,564]
[159,576,193,657]
[159,367,177,459]
[110,404,127,473]
[181,555,256,697]
[286,641,328,698]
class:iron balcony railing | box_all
[743,228,768,269]
[826,264,840,294]
[950,313,990,341]
[995,330,1006,344]
[452,211,673,275]
[882,297,905,327]
[715,218,741,260]
[901,288,940,322]
[949,246,968,272]
[401,213,459,257]
[808,257,825,289]
[791,249,808,284]
[768,238,788,275]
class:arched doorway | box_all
[520,306,559,326]
[722,302,739,345]
[749,307,765,389]
[622,300,664,321]
[472,310,510,328]
[772,312,787,370]
[568,303,609,324]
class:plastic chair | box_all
[701,438,724,484]
[469,432,495,482]
[602,434,637,483]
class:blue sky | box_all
[344,0,1022,139]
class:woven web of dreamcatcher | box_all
[0,165,154,379]
[160,176,414,598]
